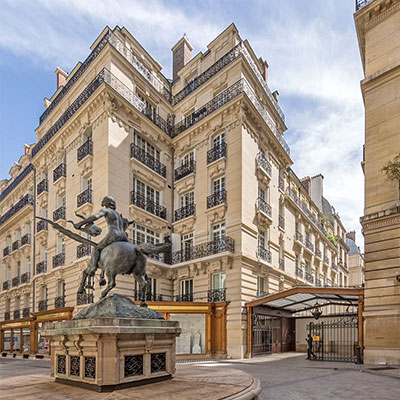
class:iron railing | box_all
[133,291,163,302]
[130,143,166,178]
[22,307,30,318]
[130,191,167,219]
[305,272,314,284]
[53,253,65,268]
[175,203,195,221]
[53,163,66,182]
[37,219,48,233]
[21,233,31,246]
[4,311,10,321]
[13,310,20,320]
[279,258,285,271]
[3,246,11,257]
[208,288,226,302]
[315,249,322,258]
[324,256,330,265]
[257,246,272,263]
[12,240,20,252]
[279,216,285,230]
[12,276,20,287]
[295,231,303,243]
[305,239,314,253]
[53,206,66,221]
[37,178,48,195]
[21,272,30,284]
[175,294,194,302]
[172,236,234,264]
[36,260,47,274]
[256,197,272,217]
[315,278,322,287]
[38,300,48,312]
[55,296,65,309]
[174,160,196,181]
[77,140,93,162]
[3,281,10,291]
[207,190,226,209]
[207,142,226,164]
[0,194,34,226]
[257,152,272,176]
[77,188,92,207]
[355,0,372,11]
[279,177,285,191]
[332,263,338,271]
[77,243,92,258]
[0,164,34,202]
[296,267,303,279]
[77,292,94,306]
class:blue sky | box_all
[0,0,365,246]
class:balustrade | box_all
[77,188,92,207]
[256,197,272,217]
[207,142,226,164]
[37,178,48,195]
[174,160,196,181]
[257,246,272,263]
[130,191,167,219]
[53,253,65,268]
[175,203,195,221]
[77,140,93,162]
[53,206,66,221]
[53,163,66,182]
[207,190,226,209]
[130,143,166,178]
[208,288,226,302]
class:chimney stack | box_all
[346,231,356,242]
[272,90,279,102]
[171,35,193,81]
[55,67,68,89]
[258,57,269,82]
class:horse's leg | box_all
[77,263,92,294]
[99,270,106,286]
[100,271,116,299]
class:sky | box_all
[0,0,365,247]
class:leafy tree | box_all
[382,154,400,182]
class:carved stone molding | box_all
[173,216,196,234]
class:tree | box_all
[382,153,400,182]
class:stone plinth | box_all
[41,295,181,391]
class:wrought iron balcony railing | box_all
[77,188,92,207]
[175,160,196,181]
[21,233,31,246]
[172,236,235,264]
[36,260,47,274]
[175,294,194,302]
[305,272,314,284]
[355,0,372,11]
[257,246,272,263]
[295,231,303,243]
[279,216,285,230]
[37,219,48,233]
[53,253,65,268]
[207,142,226,164]
[77,243,92,258]
[13,310,20,320]
[53,206,66,221]
[77,140,93,162]
[256,197,272,217]
[131,143,167,178]
[55,296,65,309]
[175,203,195,221]
[208,288,226,302]
[12,240,20,252]
[130,191,167,219]
[22,307,30,318]
[279,177,285,191]
[3,280,11,291]
[3,246,11,257]
[305,239,314,253]
[339,257,343,265]
[4,311,10,321]
[133,290,164,302]
[315,278,322,287]
[257,152,272,176]
[332,263,338,271]
[0,194,34,226]
[21,272,30,284]
[12,276,20,287]
[279,258,285,271]
[37,178,48,195]
[53,163,66,182]
[295,267,303,279]
[0,164,33,202]
[315,249,322,258]
[257,291,268,298]
[38,300,48,312]
[324,256,329,265]
[207,190,226,209]
[77,292,94,306]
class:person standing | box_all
[306,333,316,360]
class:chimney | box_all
[346,231,356,242]
[301,176,311,195]
[258,57,269,82]
[55,67,68,89]
[171,35,193,81]
[272,90,279,102]
[310,174,324,211]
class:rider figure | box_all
[75,196,129,278]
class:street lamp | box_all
[311,302,322,320]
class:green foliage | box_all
[327,233,338,247]
[319,214,329,227]
[382,153,400,181]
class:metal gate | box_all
[308,316,359,362]
[252,314,272,356]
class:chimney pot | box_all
[272,90,279,102]
[171,35,193,81]
[346,231,356,242]
[55,67,68,90]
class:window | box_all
[212,272,226,290]
[135,277,157,294]
[133,178,160,204]
[180,151,194,166]
[58,281,66,297]
[81,126,92,144]
[258,230,266,249]
[6,266,11,280]
[212,222,225,241]
[16,230,21,241]
[25,257,30,273]
[180,191,194,208]
[132,224,160,245]
[41,285,48,301]
[181,279,193,296]
[82,176,92,191]
[212,132,225,148]
[257,276,265,297]
[57,236,65,254]
[17,262,21,278]
[212,176,225,194]
[40,245,46,262]
[133,130,161,161]
[258,186,266,201]
[181,232,194,252]
[57,194,66,208]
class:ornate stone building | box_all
[355,0,400,364]
[0,24,349,358]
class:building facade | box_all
[346,231,364,287]
[355,0,400,364]
[0,24,349,359]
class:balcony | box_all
[324,256,329,265]
[3,280,11,291]
[175,294,194,302]
[3,246,11,257]
[305,272,314,284]
[315,278,322,287]
[305,239,314,253]
[21,233,31,246]
[207,142,226,164]
[279,258,285,271]
[257,152,272,177]
[207,190,226,209]
[130,191,167,220]
[53,206,66,221]
[175,160,196,181]
[53,163,66,182]
[77,243,91,258]
[53,253,65,268]
[38,300,48,312]
[172,236,234,264]
[12,276,20,287]
[175,203,195,221]
[22,307,30,318]
[332,263,338,271]
[36,260,47,274]
[77,188,92,208]
[315,249,322,258]
[295,267,303,279]
[21,272,30,284]
[279,177,284,191]
[12,240,20,252]
[208,288,226,302]
[37,178,48,196]
[279,216,285,230]
[77,292,94,306]
[257,246,272,263]
[0,194,34,226]
[4,311,10,321]
[295,231,303,243]
[133,291,163,302]
[77,140,93,162]
[13,310,20,320]
[130,144,166,178]
[256,197,272,218]
[37,219,48,233]
[55,296,65,309]
[355,0,372,11]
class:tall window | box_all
[135,277,157,295]
[181,279,193,297]
[180,191,194,208]
[25,257,30,273]
[133,178,160,204]
[212,272,226,290]
[258,230,266,249]
[257,276,265,297]
[17,261,21,278]
[58,280,66,297]
[133,130,161,161]
[212,222,225,241]
[57,236,65,254]
[6,266,11,280]
[212,176,225,195]
[180,151,194,166]
[82,176,92,191]
[213,132,225,148]
[40,244,47,262]
[258,186,266,201]
[181,232,194,252]
[57,194,66,208]
[132,224,160,245]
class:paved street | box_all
[1,353,399,400]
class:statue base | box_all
[41,295,181,392]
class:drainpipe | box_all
[32,165,37,313]
[171,146,175,232]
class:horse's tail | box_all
[135,242,171,255]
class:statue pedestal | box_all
[41,295,181,392]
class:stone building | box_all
[345,231,364,287]
[355,0,400,364]
[0,24,349,359]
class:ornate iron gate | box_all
[252,314,272,356]
[308,316,359,362]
